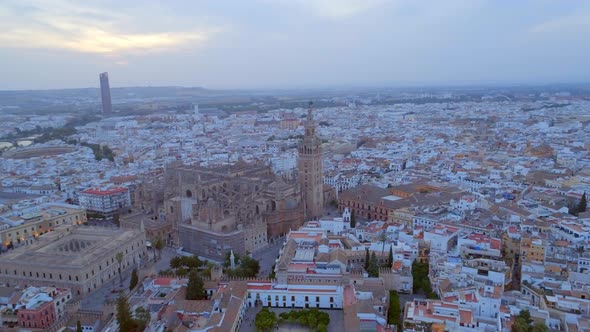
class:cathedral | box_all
[129,103,325,261]
[162,162,304,260]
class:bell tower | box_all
[298,102,324,220]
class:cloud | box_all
[262,0,391,19]
[530,11,590,33]
[0,0,215,55]
[0,27,208,54]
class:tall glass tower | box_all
[99,72,112,116]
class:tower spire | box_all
[298,100,324,220]
[305,101,316,137]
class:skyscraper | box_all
[298,102,324,220]
[99,72,112,115]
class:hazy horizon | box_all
[2,0,590,90]
[3,79,590,93]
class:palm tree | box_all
[116,252,124,286]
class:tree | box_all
[278,309,329,331]
[350,210,356,228]
[569,201,579,216]
[388,246,394,268]
[170,256,183,269]
[224,252,260,278]
[76,320,83,332]
[186,270,205,300]
[134,306,151,330]
[379,232,388,262]
[129,268,139,291]
[176,267,189,277]
[168,255,205,277]
[116,293,133,331]
[387,291,402,330]
[364,248,370,271]
[368,251,379,277]
[412,260,435,296]
[518,310,532,325]
[578,192,587,214]
[511,310,538,332]
[532,323,549,332]
[182,255,202,269]
[255,307,277,332]
[153,237,164,261]
[116,252,124,286]
[512,317,530,332]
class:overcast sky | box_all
[1,0,589,90]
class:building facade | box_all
[0,203,86,250]
[161,162,304,260]
[18,299,55,330]
[298,103,324,220]
[78,187,131,216]
[247,282,343,309]
[0,226,146,299]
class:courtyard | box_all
[239,306,344,332]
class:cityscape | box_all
[1,1,590,332]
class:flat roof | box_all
[0,226,142,268]
[382,195,403,201]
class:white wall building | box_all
[247,282,343,309]
[78,187,131,215]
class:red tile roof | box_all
[81,187,128,195]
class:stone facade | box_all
[0,203,86,249]
[298,103,324,220]
[159,162,303,260]
[120,211,172,245]
[0,225,146,299]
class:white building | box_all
[424,224,460,253]
[78,187,131,215]
[246,282,343,309]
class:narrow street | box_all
[252,239,284,279]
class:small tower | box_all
[230,250,236,270]
[342,207,351,222]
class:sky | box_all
[1,0,589,90]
